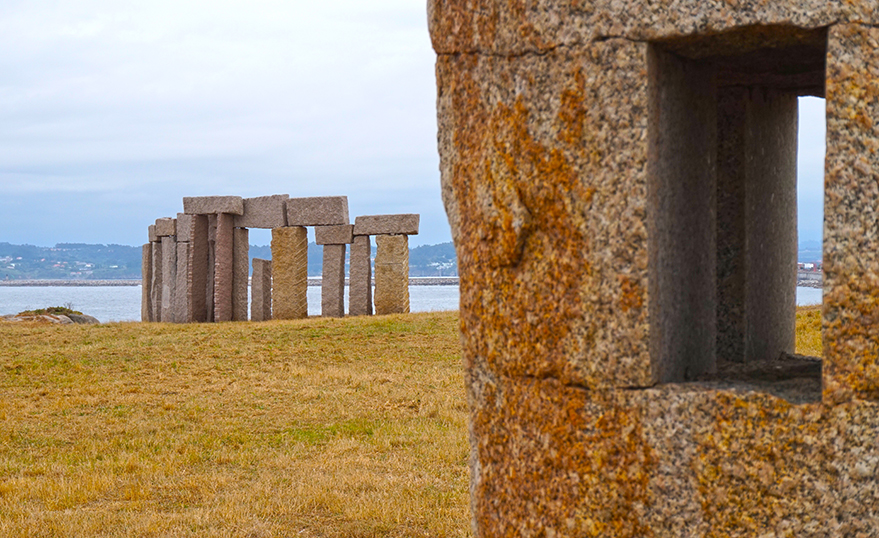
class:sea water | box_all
[0,285,820,323]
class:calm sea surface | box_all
[0,285,820,323]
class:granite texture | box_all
[286,196,349,226]
[213,213,234,322]
[150,240,163,322]
[155,217,176,237]
[141,244,152,322]
[315,224,354,245]
[348,235,373,317]
[373,235,410,315]
[251,259,272,322]
[232,227,249,322]
[234,194,289,229]
[321,244,347,318]
[160,236,177,323]
[183,196,244,215]
[174,242,190,324]
[271,227,308,320]
[824,23,879,404]
[176,213,193,243]
[148,224,157,243]
[187,215,210,323]
[353,214,420,236]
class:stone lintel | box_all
[176,213,193,242]
[354,214,420,236]
[148,225,158,243]
[234,194,289,229]
[315,224,354,245]
[183,196,244,215]
[155,218,177,237]
[286,196,349,226]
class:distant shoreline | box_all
[0,277,462,287]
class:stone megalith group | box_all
[142,194,419,322]
[432,0,879,535]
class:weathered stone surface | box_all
[206,215,216,322]
[251,259,272,322]
[148,224,158,243]
[174,242,190,323]
[271,227,308,320]
[373,235,409,315]
[176,213,193,243]
[142,243,152,322]
[150,240,163,322]
[286,196,349,226]
[824,23,879,404]
[232,227,249,322]
[160,236,177,323]
[353,214,419,236]
[321,244,346,317]
[183,196,244,215]
[348,235,373,317]
[213,213,234,322]
[187,215,209,323]
[234,194,289,229]
[155,217,176,237]
[315,224,354,245]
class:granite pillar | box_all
[213,213,234,322]
[206,215,217,322]
[160,235,177,323]
[141,243,152,322]
[187,215,209,323]
[321,244,346,317]
[373,235,409,315]
[271,226,308,319]
[251,258,272,322]
[174,242,190,323]
[150,240,164,322]
[232,227,249,322]
[348,235,373,316]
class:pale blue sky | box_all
[0,1,825,247]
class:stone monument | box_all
[353,214,419,316]
[431,2,879,535]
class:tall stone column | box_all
[141,242,153,322]
[187,215,210,323]
[272,226,308,319]
[315,225,354,318]
[251,258,272,321]
[150,236,164,322]
[160,235,177,323]
[348,235,373,316]
[374,235,410,315]
[174,213,193,323]
[232,227,249,322]
[213,213,234,322]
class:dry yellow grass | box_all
[0,306,826,537]
[0,312,470,537]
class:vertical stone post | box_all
[141,243,153,322]
[374,235,410,315]
[188,215,210,323]
[174,213,193,323]
[150,238,164,322]
[348,235,373,316]
[232,227,249,321]
[315,225,354,318]
[161,235,177,322]
[213,213,234,322]
[272,226,309,319]
[251,258,272,321]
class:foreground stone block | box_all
[315,224,354,245]
[353,214,420,236]
[373,235,409,315]
[234,194,289,229]
[321,244,346,318]
[141,244,152,322]
[187,215,210,323]
[183,196,244,215]
[348,235,373,317]
[232,227,249,322]
[213,213,234,322]
[271,227,308,319]
[155,217,176,237]
[160,236,177,323]
[174,242,190,323]
[286,196,349,226]
[251,259,272,322]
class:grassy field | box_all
[0,307,824,537]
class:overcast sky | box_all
[1,1,825,248]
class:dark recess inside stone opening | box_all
[647,25,827,398]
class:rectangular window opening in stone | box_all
[647,25,827,402]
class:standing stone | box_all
[150,240,164,322]
[213,213,234,322]
[251,259,272,322]
[321,244,346,317]
[348,235,373,316]
[161,236,177,323]
[174,242,190,323]
[206,215,217,322]
[232,227,249,321]
[142,243,153,322]
[272,226,308,319]
[188,215,209,323]
[373,235,409,315]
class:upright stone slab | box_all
[348,235,373,317]
[232,227,249,322]
[213,213,234,322]
[150,240,164,322]
[286,196,349,226]
[271,227,308,319]
[141,243,153,322]
[251,258,272,322]
[234,194,289,229]
[174,241,190,323]
[206,215,217,322]
[321,244,346,317]
[160,236,177,323]
[373,235,409,315]
[187,215,210,323]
